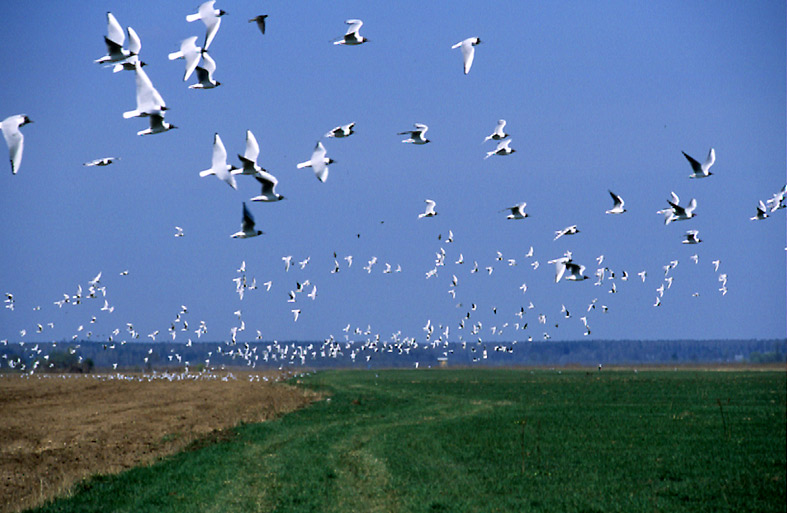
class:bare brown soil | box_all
[0,371,320,513]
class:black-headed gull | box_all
[682,230,702,244]
[123,61,167,119]
[231,202,263,238]
[334,19,368,45]
[249,15,267,35]
[186,0,226,50]
[483,119,508,143]
[399,123,430,144]
[199,133,238,189]
[548,256,589,283]
[138,114,176,136]
[83,157,119,167]
[1,114,33,175]
[501,202,528,219]
[451,37,482,74]
[605,190,626,214]
[418,199,438,218]
[683,148,715,178]
[554,225,579,240]
[232,130,265,177]
[190,51,220,89]
[484,138,515,159]
[251,171,285,202]
[296,141,334,182]
[168,36,202,82]
[661,192,697,224]
[325,122,355,138]
[95,13,137,65]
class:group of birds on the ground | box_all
[2,4,784,372]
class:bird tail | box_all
[199,169,215,177]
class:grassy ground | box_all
[28,369,786,513]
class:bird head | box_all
[21,116,33,126]
[328,158,336,164]
[218,9,228,16]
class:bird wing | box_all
[345,19,363,35]
[126,27,141,55]
[461,40,475,74]
[135,64,165,113]
[703,148,715,172]
[245,130,260,162]
[203,13,222,50]
[241,202,256,232]
[609,190,623,207]
[105,12,125,47]
[212,133,228,169]
[180,37,202,81]
[682,151,702,174]
[2,117,24,175]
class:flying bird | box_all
[605,190,626,214]
[186,0,227,50]
[1,114,33,174]
[123,61,167,119]
[682,230,702,244]
[484,138,515,159]
[501,202,529,220]
[399,123,430,144]
[190,51,220,89]
[251,171,285,202]
[231,202,263,238]
[232,129,266,177]
[419,199,438,218]
[483,119,508,143]
[750,200,770,221]
[683,148,715,178]
[451,37,482,74]
[95,13,139,66]
[168,36,203,82]
[198,133,238,189]
[83,157,119,167]
[249,15,268,35]
[548,256,589,283]
[554,225,580,240]
[138,114,176,136]
[296,141,334,182]
[325,122,355,138]
[661,192,697,224]
[334,19,368,45]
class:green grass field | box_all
[29,369,786,513]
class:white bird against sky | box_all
[83,157,119,167]
[325,122,355,138]
[451,37,482,75]
[123,61,167,119]
[501,202,528,220]
[418,199,438,218]
[198,133,237,189]
[483,119,508,143]
[1,114,32,175]
[554,225,580,241]
[189,51,220,89]
[251,171,285,202]
[750,200,769,221]
[683,148,715,178]
[682,230,702,244]
[94,13,138,66]
[605,190,626,214]
[138,114,176,136]
[230,202,263,239]
[296,141,333,183]
[168,36,202,82]
[484,138,515,159]
[661,192,697,224]
[232,129,265,177]
[334,19,368,46]
[399,123,430,144]
[186,1,226,51]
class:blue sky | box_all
[1,1,785,346]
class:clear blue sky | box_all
[1,1,785,346]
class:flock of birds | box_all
[1,3,785,375]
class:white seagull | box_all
[419,199,438,218]
[451,37,482,74]
[399,123,430,144]
[325,122,355,138]
[682,230,702,244]
[231,202,263,238]
[1,114,33,174]
[501,202,529,219]
[251,171,285,202]
[548,256,589,283]
[189,51,220,89]
[123,61,167,119]
[750,200,769,221]
[484,138,515,159]
[605,190,626,214]
[168,36,202,82]
[83,157,119,167]
[683,148,715,178]
[95,13,139,66]
[186,0,227,50]
[661,192,697,224]
[199,133,238,189]
[554,225,580,241]
[483,119,508,143]
[231,129,266,177]
[334,19,368,45]
[138,114,176,136]
[296,141,334,182]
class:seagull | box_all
[483,119,508,143]
[231,202,263,238]
[661,192,697,224]
[766,185,786,211]
[199,133,238,189]
[682,230,702,244]
[484,138,515,159]
[168,36,203,82]
[398,123,430,144]
[419,199,438,218]
[83,157,119,167]
[186,0,227,51]
[549,256,589,282]
[325,122,355,138]
[712,259,721,272]
[174,226,184,237]
[283,255,292,271]
[334,19,368,45]
[291,309,301,322]
[750,200,770,221]
[249,15,268,35]
[231,129,267,178]
[251,171,285,202]
[296,141,334,182]
[451,37,482,74]
[138,114,176,136]
[123,61,167,119]
[605,190,626,214]
[1,115,32,174]
[683,148,715,178]
[95,13,138,65]
[189,51,220,89]
[554,225,579,241]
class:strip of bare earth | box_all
[0,371,320,513]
